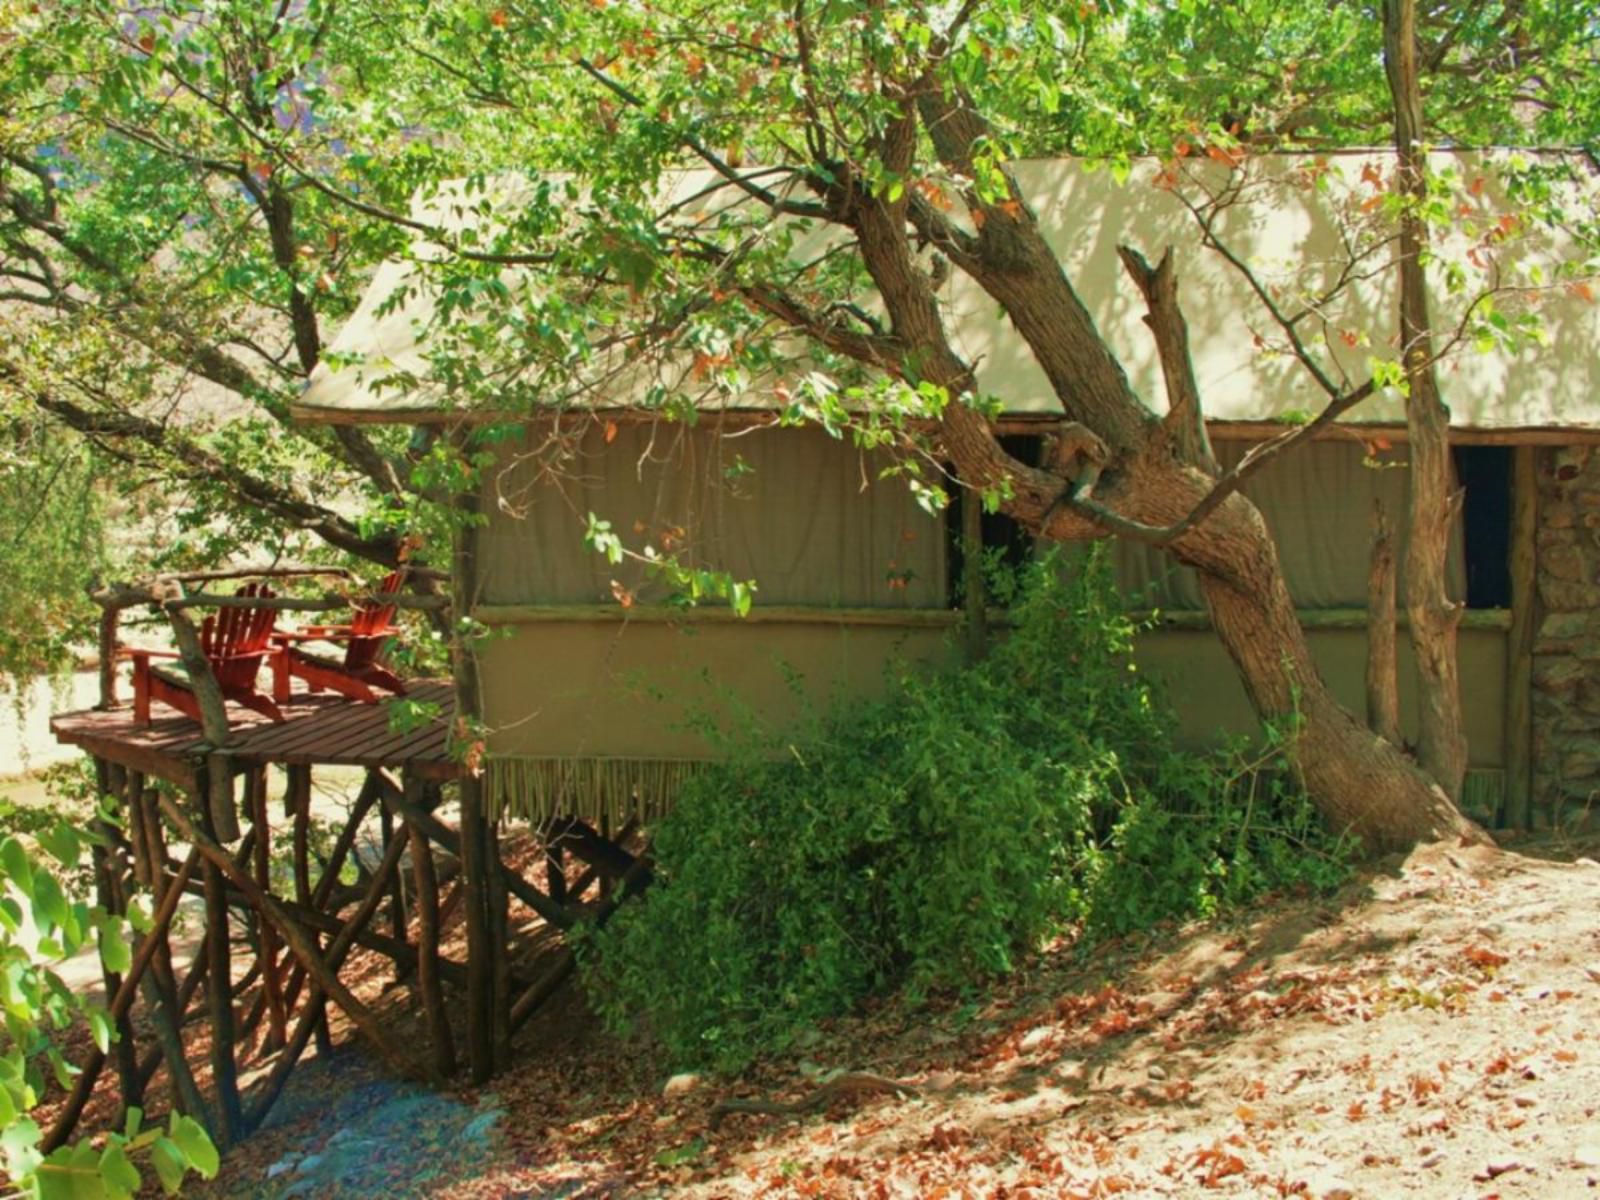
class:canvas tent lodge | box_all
[294,153,1600,835]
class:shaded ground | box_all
[176,832,1600,1199]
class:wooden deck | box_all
[50,679,458,789]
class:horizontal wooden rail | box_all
[475,603,1514,632]
[93,587,450,613]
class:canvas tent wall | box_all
[295,153,1600,828]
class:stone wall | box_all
[1532,444,1600,828]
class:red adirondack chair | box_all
[129,583,287,725]
[270,570,409,704]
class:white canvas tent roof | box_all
[294,152,1600,435]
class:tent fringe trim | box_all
[484,755,704,826]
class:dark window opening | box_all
[1455,445,1512,609]
[945,435,1042,608]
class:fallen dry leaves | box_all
[177,833,1600,1200]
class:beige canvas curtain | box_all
[1114,438,1467,609]
[480,421,948,608]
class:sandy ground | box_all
[152,832,1600,1200]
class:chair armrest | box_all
[119,647,181,661]
[271,631,327,645]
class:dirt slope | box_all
[205,838,1600,1200]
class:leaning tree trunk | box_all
[1188,494,1471,850]
[1384,0,1469,801]
[789,74,1482,854]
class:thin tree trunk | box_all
[1367,499,1401,745]
[250,769,289,1053]
[1384,0,1468,801]
[201,791,243,1149]
[405,772,455,1079]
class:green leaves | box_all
[0,814,216,1199]
[167,1115,219,1180]
[580,550,1352,1071]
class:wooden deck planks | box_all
[50,680,458,780]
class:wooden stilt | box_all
[158,792,431,1085]
[243,820,420,1130]
[488,817,511,1068]
[510,852,653,1034]
[201,785,244,1149]
[89,768,143,1115]
[250,769,289,1053]
[123,774,212,1129]
[544,821,567,907]
[132,951,209,1094]
[450,469,498,1082]
[373,769,573,930]
[380,801,409,983]
[286,764,333,1057]
[43,849,200,1152]
[459,777,493,1084]
[405,771,455,1079]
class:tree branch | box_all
[1115,245,1219,474]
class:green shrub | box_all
[578,549,1352,1071]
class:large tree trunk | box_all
[1384,0,1469,800]
[794,75,1482,854]
[1059,448,1477,853]
[1190,497,1470,850]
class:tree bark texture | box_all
[1384,0,1469,801]
[802,78,1483,852]
[1367,500,1402,745]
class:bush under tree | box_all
[581,551,1352,1071]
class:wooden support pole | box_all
[251,769,289,1053]
[1506,445,1538,828]
[459,777,493,1084]
[405,771,455,1079]
[544,823,567,908]
[132,951,209,1095]
[312,771,381,909]
[243,822,418,1131]
[510,853,653,1034]
[175,878,485,987]
[90,762,142,1114]
[451,469,496,1082]
[380,801,409,983]
[201,788,243,1149]
[961,485,989,662]
[133,778,183,1032]
[373,769,573,930]
[285,764,332,1056]
[43,849,200,1152]
[275,770,382,1018]
[488,818,511,1068]
[122,807,212,1133]
[157,793,430,1087]
[1366,499,1401,746]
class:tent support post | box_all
[961,486,988,661]
[1505,445,1538,828]
[452,474,496,1082]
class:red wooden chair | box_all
[270,570,409,705]
[129,583,287,725]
